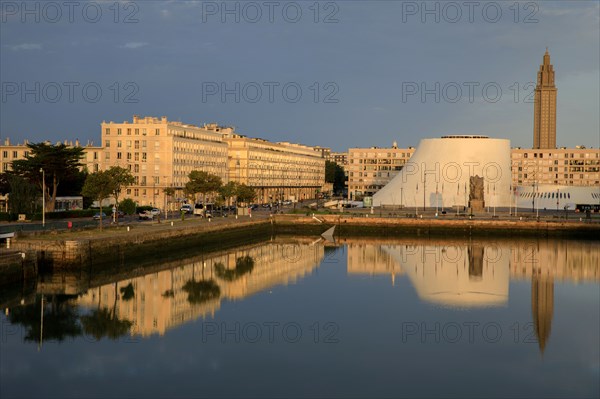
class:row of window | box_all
[1,150,28,158]
[105,127,160,136]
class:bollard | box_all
[171,221,173,226]
[127,226,130,232]
[67,221,73,229]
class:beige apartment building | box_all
[224,133,326,204]
[511,147,600,187]
[101,116,229,207]
[1,137,102,174]
[346,142,415,200]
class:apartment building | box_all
[346,142,415,200]
[101,116,229,206]
[511,146,600,187]
[224,133,326,203]
[0,137,102,174]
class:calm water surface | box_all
[1,236,598,398]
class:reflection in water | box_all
[532,271,554,353]
[345,238,599,353]
[76,239,324,337]
[378,243,510,308]
[2,237,598,357]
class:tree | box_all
[219,181,238,207]
[11,142,84,212]
[163,187,175,213]
[5,174,38,217]
[119,198,137,219]
[214,256,255,281]
[81,171,113,230]
[186,171,222,204]
[182,279,221,305]
[106,166,134,224]
[325,161,346,195]
[236,184,257,205]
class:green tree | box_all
[106,166,135,223]
[186,171,222,205]
[219,181,238,207]
[5,174,38,217]
[119,198,137,217]
[81,171,114,230]
[325,161,346,195]
[11,142,84,212]
[236,184,257,205]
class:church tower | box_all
[533,49,557,149]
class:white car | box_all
[150,208,161,216]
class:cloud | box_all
[10,43,42,51]
[119,42,149,49]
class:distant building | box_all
[346,142,415,200]
[0,137,101,174]
[533,49,557,149]
[224,133,325,203]
[330,152,348,168]
[511,146,600,187]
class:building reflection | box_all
[77,239,324,337]
[377,242,510,308]
[347,238,599,353]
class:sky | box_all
[1,0,599,152]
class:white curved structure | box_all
[381,244,509,308]
[515,184,600,211]
[374,136,512,208]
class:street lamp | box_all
[39,168,45,228]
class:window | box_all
[134,189,139,196]
[135,140,139,149]
[127,128,132,135]
[142,153,147,161]
[2,151,7,158]
[117,152,122,159]
[127,153,132,160]
[12,151,17,158]
[134,164,139,173]
[141,176,146,185]
[105,140,110,148]
[117,128,122,135]
[155,129,160,135]
[135,129,139,135]
[105,128,110,135]
[135,153,139,161]
[105,153,110,160]
[117,141,122,148]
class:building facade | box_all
[101,116,229,207]
[346,142,415,200]
[533,49,557,149]
[224,134,326,204]
[511,147,600,187]
[1,137,102,174]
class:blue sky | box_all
[1,1,599,151]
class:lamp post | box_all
[39,168,45,228]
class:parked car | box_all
[282,200,292,206]
[138,210,154,220]
[150,208,161,216]
[249,204,259,210]
[181,204,193,214]
[93,212,106,220]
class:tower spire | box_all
[533,49,557,149]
